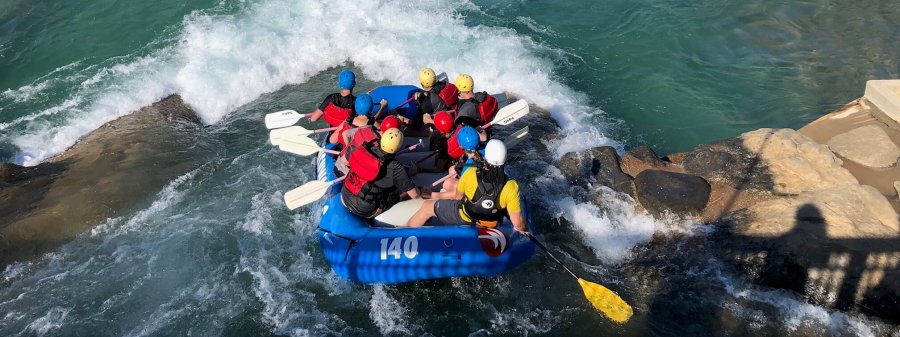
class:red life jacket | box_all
[344,144,385,199]
[323,102,353,127]
[438,82,459,109]
[339,127,378,158]
[477,93,498,124]
[446,129,464,159]
[335,123,353,147]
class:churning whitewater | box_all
[0,0,896,336]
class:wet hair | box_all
[477,159,507,189]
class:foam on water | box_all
[6,0,614,166]
[23,307,69,337]
[369,285,412,335]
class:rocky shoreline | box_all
[0,95,206,266]
[557,84,900,322]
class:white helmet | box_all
[484,139,507,166]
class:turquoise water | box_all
[1,0,899,336]
[473,0,899,153]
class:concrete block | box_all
[865,80,900,125]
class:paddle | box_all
[483,100,529,128]
[395,140,423,155]
[426,104,532,184]
[277,136,340,156]
[265,110,314,129]
[270,126,337,145]
[503,126,529,149]
[283,176,346,210]
[523,233,633,323]
[411,126,528,173]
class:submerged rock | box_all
[0,95,206,266]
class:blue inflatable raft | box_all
[313,85,535,284]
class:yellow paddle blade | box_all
[577,278,633,323]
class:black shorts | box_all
[341,191,401,219]
[434,199,473,225]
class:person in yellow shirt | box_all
[404,139,528,233]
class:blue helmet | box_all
[338,70,356,90]
[456,126,479,151]
[355,94,374,116]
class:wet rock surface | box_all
[561,125,900,322]
[0,95,208,266]
[634,170,710,216]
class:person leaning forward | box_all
[341,128,420,218]
[404,139,527,233]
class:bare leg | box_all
[405,199,437,227]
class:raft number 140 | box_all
[379,237,418,260]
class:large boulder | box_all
[588,147,634,197]
[684,128,858,195]
[715,183,900,321]
[0,95,206,266]
[827,125,900,168]
[619,145,682,178]
[633,169,711,216]
[558,146,634,196]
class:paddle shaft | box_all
[375,96,417,120]
[314,126,338,134]
[432,172,456,187]
[525,233,580,279]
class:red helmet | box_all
[380,115,401,132]
[434,111,453,134]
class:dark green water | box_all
[1,0,898,336]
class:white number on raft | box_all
[379,237,419,260]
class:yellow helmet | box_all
[419,67,436,89]
[380,128,404,154]
[455,74,474,92]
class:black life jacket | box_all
[455,92,497,127]
[343,142,388,203]
[416,81,459,115]
[461,167,508,227]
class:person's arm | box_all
[404,187,420,199]
[308,109,325,122]
[509,211,528,233]
[392,162,420,200]
[328,122,346,144]
[310,94,334,122]
[373,99,388,119]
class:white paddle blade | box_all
[374,198,426,227]
[269,126,313,145]
[504,126,529,149]
[265,110,303,129]
[277,137,323,156]
[491,100,529,126]
[284,180,335,210]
